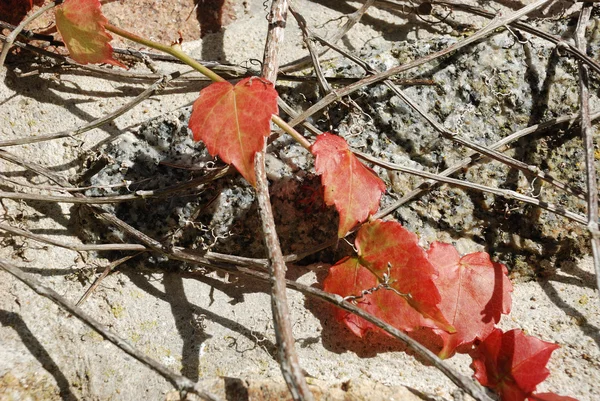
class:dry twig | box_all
[574,4,600,298]
[257,1,314,400]
[0,258,221,401]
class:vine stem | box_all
[574,4,600,300]
[256,1,314,400]
[105,23,312,152]
[105,24,224,83]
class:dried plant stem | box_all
[280,0,375,72]
[0,73,179,147]
[384,82,585,200]
[356,151,587,225]
[375,109,600,220]
[0,145,489,399]
[0,259,221,401]
[284,0,554,129]
[0,0,62,67]
[76,253,142,306]
[574,4,600,299]
[257,1,314,400]
[0,222,147,252]
[300,25,586,202]
[431,0,600,76]
[0,164,229,204]
[289,5,332,95]
[63,203,492,401]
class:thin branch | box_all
[0,174,153,193]
[0,222,147,252]
[0,73,179,147]
[300,25,587,201]
[375,108,600,220]
[0,259,221,401]
[289,5,332,95]
[0,0,62,67]
[574,4,600,299]
[431,0,600,76]
[258,1,314,400]
[280,0,375,73]
[76,253,142,306]
[384,81,586,200]
[0,166,230,204]
[284,0,555,130]
[79,203,493,401]
[0,149,70,186]
[356,151,587,225]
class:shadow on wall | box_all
[0,310,78,401]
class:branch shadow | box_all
[538,278,600,349]
[125,270,278,380]
[0,310,78,401]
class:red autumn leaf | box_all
[0,0,44,25]
[528,393,579,401]
[55,0,124,67]
[422,242,512,359]
[323,256,435,336]
[311,133,385,237]
[470,328,561,401]
[188,77,278,186]
[323,220,454,337]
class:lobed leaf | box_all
[323,256,436,337]
[188,77,279,186]
[422,242,513,359]
[323,220,454,337]
[311,133,385,237]
[470,328,561,401]
[55,0,124,67]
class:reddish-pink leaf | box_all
[55,0,124,67]
[188,77,278,186]
[311,133,385,237]
[470,328,560,401]
[356,220,454,332]
[0,0,44,25]
[528,393,579,401]
[424,242,512,359]
[323,220,454,337]
[323,256,436,337]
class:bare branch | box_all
[0,258,221,401]
[355,151,588,225]
[258,1,314,400]
[0,73,179,147]
[574,4,600,299]
[0,222,147,252]
[284,0,555,130]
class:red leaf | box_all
[470,328,560,401]
[323,220,454,337]
[0,0,44,25]
[311,133,385,237]
[528,393,579,401]
[323,256,434,337]
[55,0,124,67]
[188,77,278,186]
[424,242,512,359]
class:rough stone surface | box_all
[1,1,599,401]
